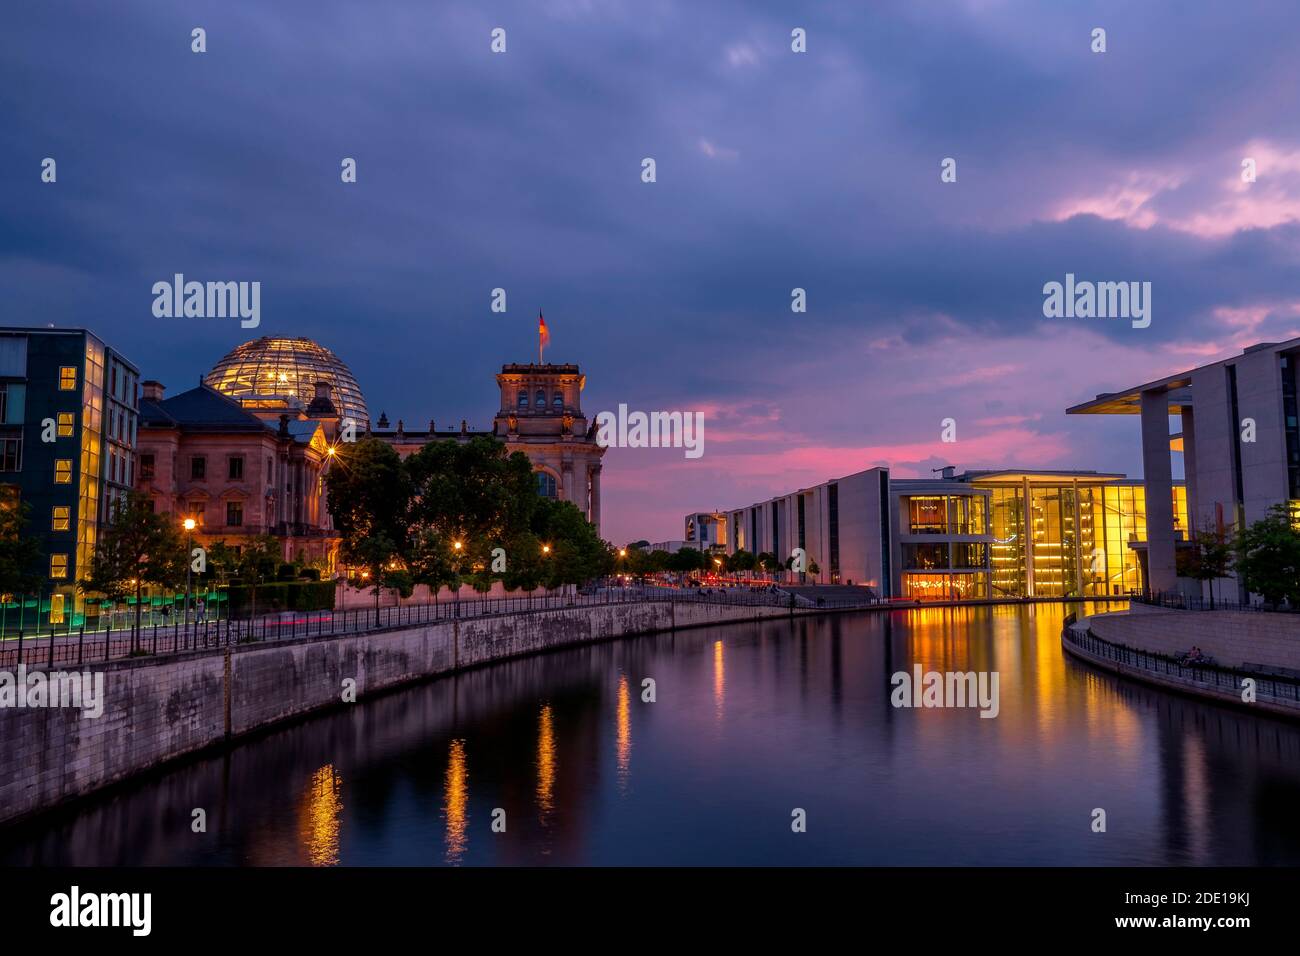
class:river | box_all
[4,602,1300,865]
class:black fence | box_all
[1132,590,1298,614]
[0,584,845,671]
[1062,620,1300,706]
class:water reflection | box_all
[616,675,632,793]
[536,704,556,821]
[298,765,342,867]
[443,739,468,864]
[5,603,1300,866]
[713,639,725,720]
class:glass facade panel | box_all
[906,496,947,534]
[902,572,989,601]
[76,337,104,600]
[902,542,949,570]
[952,542,988,568]
[988,486,1025,597]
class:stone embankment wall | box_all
[0,600,800,826]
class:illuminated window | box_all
[50,593,65,624]
[54,459,72,483]
[52,506,70,531]
[56,411,74,437]
[50,554,68,579]
[906,496,948,534]
[59,366,77,390]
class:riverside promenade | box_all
[0,587,878,827]
[1062,601,1300,718]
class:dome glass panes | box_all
[204,336,369,428]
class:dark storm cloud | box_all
[4,0,1300,539]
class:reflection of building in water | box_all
[713,640,726,719]
[536,704,557,819]
[443,739,469,864]
[616,676,632,792]
[298,764,343,867]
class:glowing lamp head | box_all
[453,540,463,551]
[183,518,196,531]
[542,544,551,554]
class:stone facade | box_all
[136,381,339,567]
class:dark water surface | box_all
[5,602,1300,866]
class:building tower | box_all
[493,363,605,535]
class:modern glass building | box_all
[1069,337,1300,599]
[705,465,1186,602]
[892,473,993,600]
[0,328,139,625]
[962,471,1188,598]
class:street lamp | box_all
[452,540,465,615]
[183,517,196,635]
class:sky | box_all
[5,0,1300,545]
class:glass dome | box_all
[204,336,370,428]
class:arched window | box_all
[534,389,546,407]
[517,390,528,408]
[552,392,563,409]
[536,471,558,498]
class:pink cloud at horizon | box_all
[597,325,1210,544]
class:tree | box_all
[353,532,412,621]
[403,436,536,596]
[668,547,708,575]
[531,498,612,588]
[327,437,416,610]
[328,433,615,599]
[0,493,44,599]
[208,534,281,620]
[81,493,186,650]
[1177,524,1233,607]
[730,549,757,574]
[1234,504,1300,607]
[326,437,413,562]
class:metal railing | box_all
[1132,590,1298,614]
[1062,620,1300,705]
[0,584,836,671]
